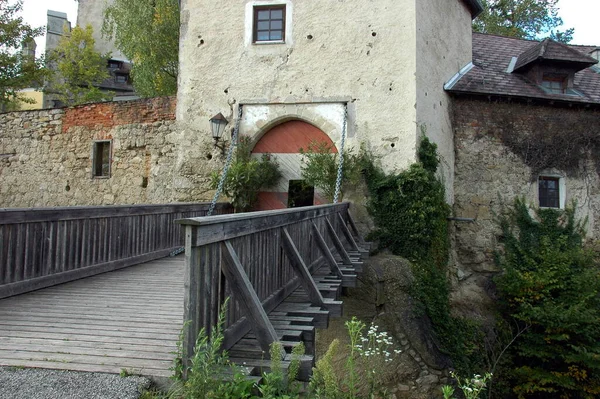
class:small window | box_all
[539,176,560,208]
[93,141,111,178]
[288,180,314,208]
[115,73,129,84]
[541,74,567,94]
[108,60,122,69]
[253,5,286,43]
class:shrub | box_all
[495,199,600,398]
[211,136,281,212]
[299,140,362,202]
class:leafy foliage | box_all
[0,0,46,110]
[46,25,112,106]
[473,0,574,43]
[494,199,600,398]
[363,136,484,374]
[308,318,401,398]
[182,298,255,399]
[211,136,281,213]
[102,0,179,97]
[299,141,362,202]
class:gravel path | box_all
[0,367,151,399]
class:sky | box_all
[16,0,600,54]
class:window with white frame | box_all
[253,5,286,43]
[245,1,292,46]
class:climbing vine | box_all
[362,135,484,374]
[482,104,600,177]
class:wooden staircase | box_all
[177,203,371,382]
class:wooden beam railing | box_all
[176,202,362,371]
[0,202,232,299]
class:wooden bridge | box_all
[0,202,368,380]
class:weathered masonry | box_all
[0,97,181,208]
[445,33,600,317]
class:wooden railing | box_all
[0,202,232,299]
[176,202,365,369]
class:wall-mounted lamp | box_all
[210,113,229,155]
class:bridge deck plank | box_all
[0,256,184,377]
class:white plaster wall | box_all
[77,0,126,60]
[178,0,419,185]
[415,0,474,204]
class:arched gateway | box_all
[251,120,337,211]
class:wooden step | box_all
[274,303,330,328]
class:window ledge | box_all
[92,176,111,180]
[253,40,285,45]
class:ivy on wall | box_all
[470,102,600,177]
[362,136,484,374]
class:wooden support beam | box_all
[311,222,344,279]
[281,228,325,308]
[337,213,360,253]
[221,241,279,354]
[325,218,353,266]
[345,211,366,244]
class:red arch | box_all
[252,120,337,154]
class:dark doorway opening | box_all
[288,180,314,208]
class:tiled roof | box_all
[446,33,600,105]
[514,38,597,71]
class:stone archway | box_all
[251,120,337,211]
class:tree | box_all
[0,0,47,110]
[473,0,574,43]
[47,25,112,106]
[102,0,179,97]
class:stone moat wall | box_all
[0,97,188,208]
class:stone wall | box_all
[0,97,192,208]
[450,97,600,317]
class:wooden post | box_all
[183,225,201,377]
[221,241,279,354]
[281,228,326,307]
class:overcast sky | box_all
[18,0,600,54]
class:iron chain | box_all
[333,104,348,204]
[207,105,244,216]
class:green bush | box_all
[362,136,484,374]
[211,136,281,212]
[299,140,362,202]
[495,199,600,398]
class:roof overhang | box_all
[462,0,484,19]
